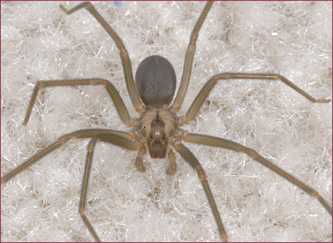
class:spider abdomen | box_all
[135,55,176,108]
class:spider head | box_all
[147,114,168,158]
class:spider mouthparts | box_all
[149,149,167,159]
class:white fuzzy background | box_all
[1,1,332,242]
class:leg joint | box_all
[84,2,93,9]
[119,47,127,53]
[311,191,320,199]
[37,81,45,88]
[241,147,259,159]
[196,165,207,182]
[58,134,75,144]
[87,137,99,152]
[79,208,85,216]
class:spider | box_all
[1,1,330,241]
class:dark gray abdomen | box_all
[135,55,176,108]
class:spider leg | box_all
[1,129,132,184]
[182,132,332,215]
[135,145,147,172]
[167,149,177,175]
[23,78,134,127]
[60,2,144,113]
[181,73,330,125]
[135,146,177,174]
[172,140,227,242]
[79,133,140,242]
[171,2,213,113]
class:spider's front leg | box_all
[172,140,228,242]
[80,133,140,242]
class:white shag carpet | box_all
[1,1,332,242]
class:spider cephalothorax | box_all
[147,112,168,158]
[137,109,178,159]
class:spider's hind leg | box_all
[171,2,214,113]
[60,2,144,113]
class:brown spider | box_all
[1,1,332,241]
